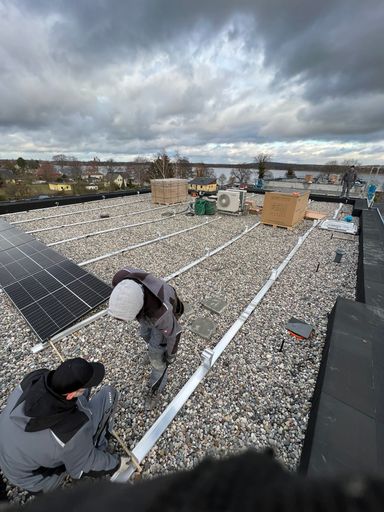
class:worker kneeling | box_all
[0,358,127,494]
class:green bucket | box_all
[204,199,216,215]
[194,198,206,215]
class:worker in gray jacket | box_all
[341,165,357,198]
[0,358,128,494]
[108,267,184,401]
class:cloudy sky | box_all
[1,0,384,164]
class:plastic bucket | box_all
[194,199,206,215]
[204,199,216,215]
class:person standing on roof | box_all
[341,165,357,198]
[108,267,184,402]
[0,358,128,494]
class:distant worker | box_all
[0,358,127,494]
[341,165,357,198]
[108,267,184,404]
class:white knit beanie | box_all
[108,280,144,321]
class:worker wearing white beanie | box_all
[108,280,144,321]
[109,267,184,408]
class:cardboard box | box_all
[151,179,189,205]
[261,192,309,227]
[304,210,327,220]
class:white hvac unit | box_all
[217,189,247,213]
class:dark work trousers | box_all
[341,181,353,198]
[139,319,168,393]
[79,385,119,451]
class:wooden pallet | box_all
[262,222,294,230]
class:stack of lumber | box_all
[151,179,188,205]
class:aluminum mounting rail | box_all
[47,211,185,247]
[25,204,178,233]
[332,203,343,219]
[31,220,260,353]
[111,219,321,483]
[10,197,150,225]
[79,217,221,266]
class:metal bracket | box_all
[201,348,214,368]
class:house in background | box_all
[0,168,16,185]
[105,172,125,189]
[48,183,72,192]
[188,177,218,195]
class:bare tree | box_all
[126,157,149,186]
[38,162,56,182]
[52,154,67,173]
[106,159,115,174]
[255,153,271,179]
[66,156,82,181]
[174,152,193,179]
[147,151,174,179]
[218,173,227,187]
[230,166,253,185]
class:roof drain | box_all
[31,220,260,353]
[47,211,184,246]
[79,217,221,266]
[111,219,320,483]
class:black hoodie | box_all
[13,369,88,444]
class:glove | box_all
[165,353,177,365]
[110,456,131,482]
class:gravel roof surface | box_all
[0,193,358,503]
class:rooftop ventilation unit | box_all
[217,189,247,214]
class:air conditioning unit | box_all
[217,189,247,213]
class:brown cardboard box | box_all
[304,210,327,220]
[261,192,309,227]
[151,179,189,205]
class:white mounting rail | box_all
[31,220,260,353]
[112,219,321,483]
[78,217,220,266]
[47,211,183,247]
[332,203,343,219]
[10,197,149,225]
[25,204,175,234]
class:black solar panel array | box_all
[0,220,112,341]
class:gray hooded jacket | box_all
[112,267,183,356]
[0,370,118,493]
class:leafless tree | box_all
[174,152,193,179]
[52,154,67,173]
[147,151,174,179]
[230,166,253,184]
[254,153,272,179]
[218,173,227,186]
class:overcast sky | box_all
[1,0,383,165]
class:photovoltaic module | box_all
[0,219,111,341]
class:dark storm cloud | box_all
[1,0,384,161]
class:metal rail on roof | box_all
[47,211,184,246]
[112,219,321,482]
[10,197,149,225]
[332,203,343,219]
[78,217,221,266]
[31,220,260,353]
[25,204,177,233]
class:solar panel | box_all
[0,218,112,341]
